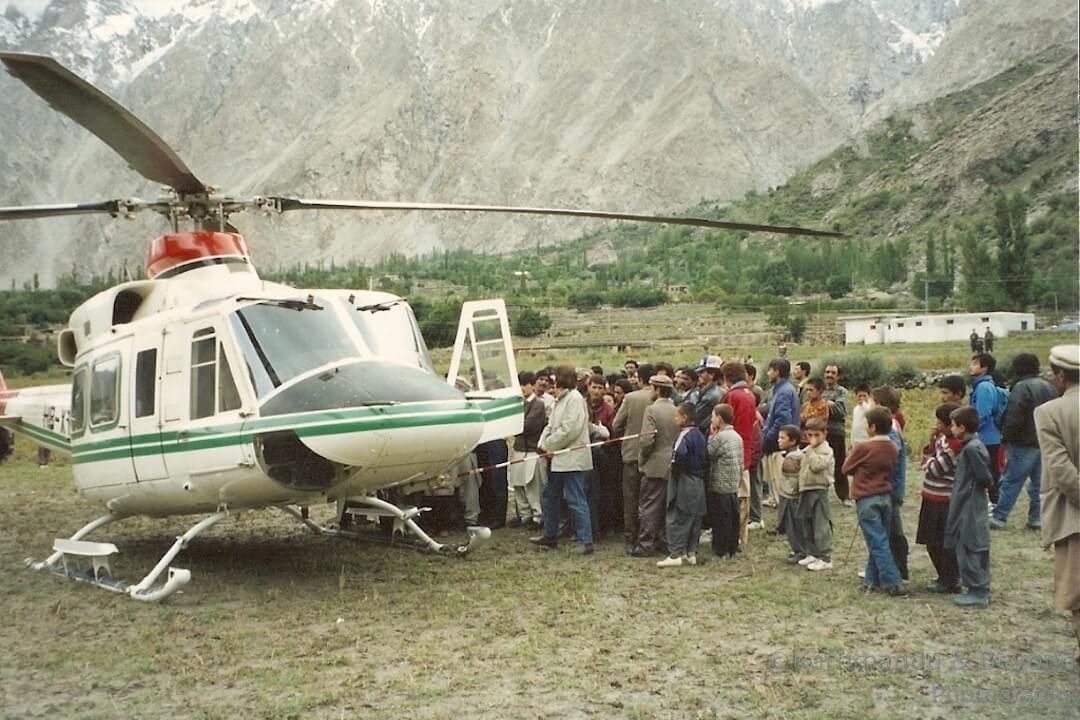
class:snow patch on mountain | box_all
[888,20,945,61]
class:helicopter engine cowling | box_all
[146,231,255,279]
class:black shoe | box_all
[629,546,655,558]
[884,585,910,597]
[507,518,523,528]
[575,544,594,556]
[529,535,558,548]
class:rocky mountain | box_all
[0,0,1075,287]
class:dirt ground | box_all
[1,389,1078,719]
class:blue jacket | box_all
[887,425,906,503]
[672,427,707,479]
[763,378,800,452]
[970,374,1002,446]
[670,427,708,517]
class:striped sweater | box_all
[920,432,961,503]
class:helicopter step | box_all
[52,538,119,582]
[26,510,228,603]
[279,498,491,555]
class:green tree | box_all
[825,274,852,299]
[754,260,794,297]
[510,307,552,337]
[994,191,1031,309]
[958,230,1003,309]
[567,290,603,312]
[787,314,808,343]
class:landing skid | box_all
[25,510,228,603]
[278,498,491,555]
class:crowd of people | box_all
[446,345,1080,665]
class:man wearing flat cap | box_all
[1034,345,1080,669]
[634,374,679,556]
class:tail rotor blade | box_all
[268,197,845,238]
[0,52,206,194]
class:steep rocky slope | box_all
[0,0,1074,286]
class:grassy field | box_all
[1,334,1078,719]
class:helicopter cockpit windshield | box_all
[342,299,435,373]
[228,297,360,399]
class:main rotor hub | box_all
[146,231,252,279]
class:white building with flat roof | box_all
[842,311,1035,345]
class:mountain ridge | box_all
[0,0,1074,287]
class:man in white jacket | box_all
[531,365,595,555]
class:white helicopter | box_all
[0,52,842,602]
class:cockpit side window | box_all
[70,367,87,434]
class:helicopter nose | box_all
[257,360,485,470]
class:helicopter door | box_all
[446,300,523,443]
[128,339,169,481]
[161,322,252,481]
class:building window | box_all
[897,322,905,328]
[915,321,922,327]
[190,328,242,420]
[981,316,990,322]
[869,324,876,330]
[946,319,954,325]
[1021,321,1028,330]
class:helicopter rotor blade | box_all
[0,200,123,221]
[268,197,845,238]
[0,52,206,195]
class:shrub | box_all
[817,354,886,390]
[887,359,920,388]
[511,307,552,337]
[567,290,604,312]
[0,342,54,375]
[826,274,852,299]
[609,286,667,308]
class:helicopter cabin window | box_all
[89,355,120,428]
[134,349,157,418]
[70,367,88,433]
[190,328,242,419]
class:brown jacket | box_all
[639,398,679,478]
[1035,385,1080,548]
[842,435,898,500]
[612,387,653,464]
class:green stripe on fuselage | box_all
[70,398,522,465]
